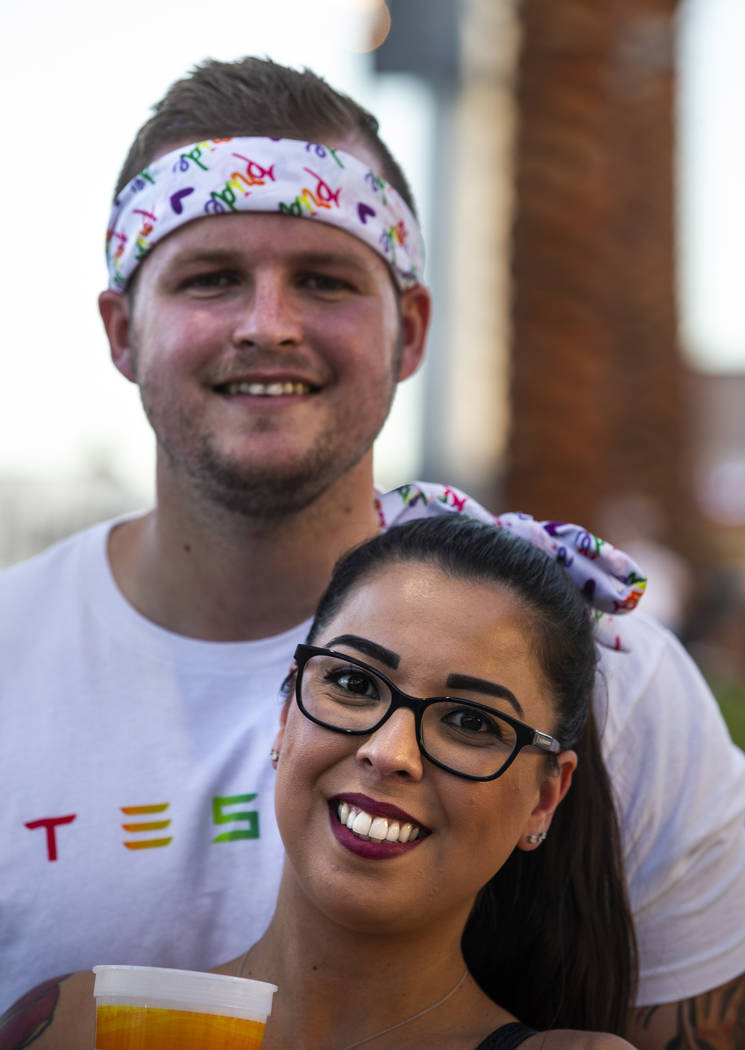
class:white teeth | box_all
[222,380,311,396]
[369,817,388,842]
[352,811,372,837]
[336,804,423,845]
[385,821,400,843]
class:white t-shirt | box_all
[1,482,744,1011]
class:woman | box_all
[0,517,638,1049]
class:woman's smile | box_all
[327,791,432,858]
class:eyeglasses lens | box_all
[299,654,518,778]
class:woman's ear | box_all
[99,290,137,382]
[271,698,291,765]
[518,750,577,852]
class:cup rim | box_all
[92,965,277,1017]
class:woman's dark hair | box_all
[115,55,416,214]
[306,515,637,1036]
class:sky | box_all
[1,0,743,499]
[678,0,745,370]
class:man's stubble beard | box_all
[137,330,404,522]
[159,416,377,520]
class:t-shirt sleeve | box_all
[597,613,745,1007]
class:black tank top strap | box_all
[474,1020,538,1050]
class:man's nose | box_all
[356,709,424,781]
[231,272,303,350]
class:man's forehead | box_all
[145,210,388,274]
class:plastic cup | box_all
[93,965,278,1049]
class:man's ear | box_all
[99,290,136,383]
[518,750,577,852]
[397,284,431,382]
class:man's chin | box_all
[188,459,349,520]
[206,482,329,520]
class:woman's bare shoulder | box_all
[0,970,96,1050]
[533,1031,637,1050]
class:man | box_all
[1,57,744,1047]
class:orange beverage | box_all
[95,1003,266,1049]
[93,966,277,1050]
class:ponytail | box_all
[462,699,637,1036]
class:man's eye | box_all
[183,271,238,291]
[299,273,354,293]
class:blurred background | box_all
[1,0,743,743]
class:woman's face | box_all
[273,561,577,936]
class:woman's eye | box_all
[444,708,502,737]
[450,711,487,732]
[327,670,378,698]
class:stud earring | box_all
[527,831,547,845]
[269,748,280,764]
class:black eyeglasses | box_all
[292,644,561,782]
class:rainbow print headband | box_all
[106,137,425,291]
[376,482,648,652]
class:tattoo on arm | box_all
[637,973,745,1050]
[0,976,71,1049]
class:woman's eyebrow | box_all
[325,634,400,670]
[445,674,524,718]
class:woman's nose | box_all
[356,709,424,781]
[232,272,303,350]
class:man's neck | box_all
[107,464,382,642]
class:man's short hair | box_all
[115,56,417,215]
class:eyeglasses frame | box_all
[292,643,561,782]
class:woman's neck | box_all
[229,873,506,1050]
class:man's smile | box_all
[217,380,314,396]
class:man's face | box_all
[101,204,428,518]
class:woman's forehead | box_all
[320,565,541,673]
